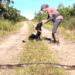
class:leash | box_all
[0,63,75,70]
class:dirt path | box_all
[0,22,29,75]
[42,28,75,75]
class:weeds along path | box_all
[0,22,29,75]
[42,27,75,75]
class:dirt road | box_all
[0,22,29,75]
[0,21,75,75]
[42,28,75,75]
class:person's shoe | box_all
[53,40,59,44]
[50,40,59,44]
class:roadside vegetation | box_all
[0,20,26,36]
[0,0,28,36]
[14,22,65,75]
[43,22,75,40]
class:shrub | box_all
[62,16,75,30]
[69,17,75,30]
[0,19,13,31]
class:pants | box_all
[52,19,62,34]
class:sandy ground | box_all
[42,28,75,75]
[0,22,29,75]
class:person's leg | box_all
[52,19,62,43]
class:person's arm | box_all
[42,11,53,24]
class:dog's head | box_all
[36,22,42,31]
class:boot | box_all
[51,33,59,44]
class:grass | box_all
[43,22,53,30]
[14,21,65,75]
[58,26,75,41]
[0,19,24,37]
[43,22,75,41]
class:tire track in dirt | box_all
[42,28,75,75]
[0,22,29,75]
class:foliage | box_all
[33,11,47,22]
[57,3,75,30]
[0,0,28,22]
[4,7,28,22]
[62,16,75,30]
[70,4,75,16]
[0,0,28,36]
[0,19,13,31]
[0,19,24,36]
[57,4,71,19]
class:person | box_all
[41,4,63,43]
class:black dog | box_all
[35,22,42,31]
[29,22,42,40]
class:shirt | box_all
[45,7,63,23]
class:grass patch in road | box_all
[20,40,53,63]
[14,21,65,75]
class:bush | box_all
[62,16,75,30]
[33,12,47,22]
[69,17,75,30]
[0,19,13,31]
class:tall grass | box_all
[59,17,75,40]
[0,19,23,36]
[62,17,75,30]
[69,17,75,30]
[43,18,75,40]
[0,19,13,31]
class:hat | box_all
[41,4,49,11]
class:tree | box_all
[58,3,64,9]
[70,4,75,16]
[57,4,71,19]
[33,11,47,22]
[0,0,14,19]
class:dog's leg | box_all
[35,30,41,41]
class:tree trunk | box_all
[0,0,4,19]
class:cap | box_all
[41,4,49,11]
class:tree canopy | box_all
[0,0,28,22]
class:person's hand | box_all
[41,20,46,24]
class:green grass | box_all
[0,19,24,36]
[43,22,53,30]
[43,22,75,41]
[58,26,75,40]
[14,21,65,75]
